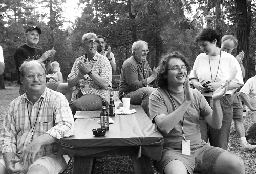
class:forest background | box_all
[0,0,255,87]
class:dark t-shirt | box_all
[14,44,43,83]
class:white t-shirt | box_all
[104,51,116,64]
[0,46,4,63]
[189,51,243,94]
[240,76,256,99]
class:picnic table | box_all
[58,105,164,174]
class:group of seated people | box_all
[1,26,256,174]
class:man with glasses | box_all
[68,32,112,112]
[14,25,56,94]
[221,35,255,150]
[119,40,158,115]
[1,60,74,174]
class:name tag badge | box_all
[182,139,191,156]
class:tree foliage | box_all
[0,0,256,80]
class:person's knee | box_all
[0,163,6,174]
[164,160,187,174]
[27,164,49,174]
[215,152,245,174]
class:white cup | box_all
[122,98,131,111]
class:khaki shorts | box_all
[29,155,67,174]
[0,155,67,174]
[158,143,225,174]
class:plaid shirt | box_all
[2,88,74,158]
[68,52,112,101]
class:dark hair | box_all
[195,28,220,44]
[97,35,105,40]
[25,25,41,34]
[157,51,190,89]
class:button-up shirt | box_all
[119,56,152,95]
[2,88,74,159]
[68,52,112,101]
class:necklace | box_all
[208,51,221,82]
[165,89,187,141]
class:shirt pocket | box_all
[38,121,54,134]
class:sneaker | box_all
[240,141,256,150]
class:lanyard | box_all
[209,51,221,82]
[133,56,146,79]
[166,90,187,141]
[137,63,145,79]
[27,98,43,129]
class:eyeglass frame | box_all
[25,73,46,80]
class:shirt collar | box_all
[22,87,48,103]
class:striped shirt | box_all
[2,88,74,159]
[68,52,112,101]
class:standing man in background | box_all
[96,35,116,72]
[14,25,56,94]
[220,35,255,150]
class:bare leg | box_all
[164,160,188,174]
[214,151,245,174]
[27,165,49,174]
[0,163,6,174]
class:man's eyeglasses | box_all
[83,39,96,45]
[25,73,45,80]
[142,49,149,54]
[168,65,187,71]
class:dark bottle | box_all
[100,106,109,130]
[109,92,115,117]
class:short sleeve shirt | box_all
[189,51,243,94]
[68,52,112,101]
[149,88,212,149]
[240,76,256,106]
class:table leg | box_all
[132,155,154,174]
[73,156,94,174]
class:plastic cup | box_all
[122,98,131,111]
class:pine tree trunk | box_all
[0,74,5,89]
[236,0,251,80]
